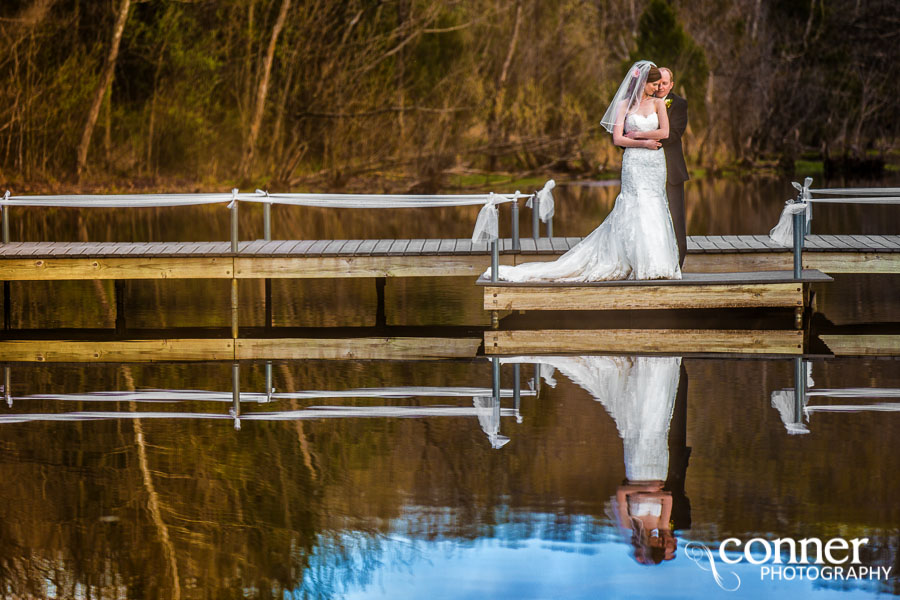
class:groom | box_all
[656,67,688,268]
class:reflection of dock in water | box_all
[1,383,530,448]
[1,327,897,362]
[772,357,900,434]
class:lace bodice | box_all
[625,111,659,133]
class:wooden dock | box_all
[478,270,832,312]
[0,234,898,280]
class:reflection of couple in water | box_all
[510,355,690,565]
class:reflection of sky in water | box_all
[295,516,894,600]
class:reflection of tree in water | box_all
[0,413,324,598]
[0,357,687,597]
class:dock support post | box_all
[511,200,520,251]
[547,214,553,238]
[232,362,241,430]
[375,277,387,327]
[265,361,273,403]
[532,195,540,239]
[792,202,803,280]
[114,280,126,334]
[4,366,10,407]
[490,240,499,329]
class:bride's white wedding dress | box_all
[492,112,681,282]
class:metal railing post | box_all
[532,194,540,239]
[231,200,239,253]
[490,240,499,283]
[511,200,520,251]
[263,202,272,328]
[1,206,8,244]
[231,197,239,338]
[547,214,553,238]
[265,361,273,403]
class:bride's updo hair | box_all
[624,65,662,111]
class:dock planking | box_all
[0,236,898,280]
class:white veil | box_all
[600,60,657,133]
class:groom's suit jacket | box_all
[662,93,689,185]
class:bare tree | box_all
[240,0,291,178]
[75,0,131,178]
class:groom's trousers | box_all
[666,182,687,269]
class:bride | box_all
[490,61,682,282]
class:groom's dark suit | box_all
[661,93,689,268]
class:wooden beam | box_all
[236,337,482,360]
[803,253,900,274]
[484,283,803,311]
[0,339,235,362]
[234,255,515,278]
[819,335,900,357]
[484,329,804,355]
[0,257,233,280]
[684,253,793,273]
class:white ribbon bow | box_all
[526,179,556,222]
[769,177,813,247]
[471,192,500,243]
[792,176,813,232]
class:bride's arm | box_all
[627,99,670,140]
[613,102,662,149]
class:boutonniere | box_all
[665,98,673,109]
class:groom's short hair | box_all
[660,67,674,81]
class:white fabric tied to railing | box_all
[793,176,813,229]
[768,177,812,246]
[240,190,530,209]
[769,200,808,246]
[0,184,548,246]
[471,192,500,243]
[526,179,556,222]
[0,192,235,208]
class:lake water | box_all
[1,174,899,599]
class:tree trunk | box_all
[240,0,291,178]
[487,0,522,170]
[75,0,131,178]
